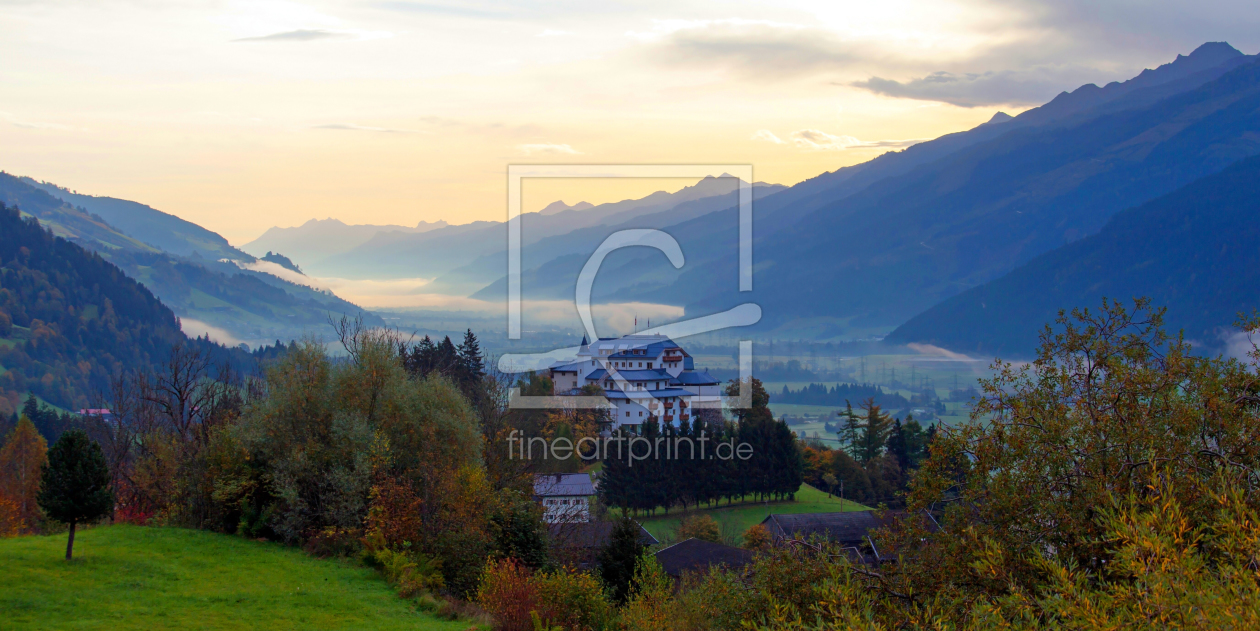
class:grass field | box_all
[0,525,472,631]
[636,484,868,544]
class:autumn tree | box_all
[38,429,113,559]
[0,416,47,533]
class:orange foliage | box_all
[0,416,48,533]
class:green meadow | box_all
[0,525,471,631]
[636,484,869,545]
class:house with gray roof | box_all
[534,473,596,523]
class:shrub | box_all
[617,554,674,631]
[742,523,771,550]
[534,567,611,631]
[676,514,721,543]
[303,526,362,558]
[477,558,539,631]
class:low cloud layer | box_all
[851,66,1104,107]
[753,129,924,151]
[519,143,583,156]
[312,123,422,133]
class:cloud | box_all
[851,65,1108,107]
[1,111,76,130]
[638,19,868,78]
[180,318,242,347]
[234,29,392,43]
[753,128,924,151]
[519,143,582,156]
[750,129,785,144]
[312,123,423,133]
[535,29,573,37]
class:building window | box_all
[626,411,630,417]
[639,411,643,416]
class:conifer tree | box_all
[598,515,646,604]
[38,429,113,560]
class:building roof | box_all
[671,370,720,386]
[547,520,659,548]
[549,361,585,372]
[759,511,938,546]
[587,368,673,382]
[654,538,755,578]
[534,473,596,497]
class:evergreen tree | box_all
[597,515,646,604]
[457,329,485,387]
[887,418,910,471]
[839,401,862,457]
[38,429,113,560]
[857,398,893,464]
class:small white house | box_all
[534,473,596,524]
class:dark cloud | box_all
[233,29,348,43]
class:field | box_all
[636,484,869,544]
[0,525,471,631]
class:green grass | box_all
[637,484,869,544]
[0,525,471,631]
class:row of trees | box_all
[776,382,910,408]
[599,379,804,514]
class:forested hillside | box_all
[0,173,382,344]
[887,154,1260,356]
[0,203,184,411]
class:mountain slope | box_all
[886,154,1260,357]
[0,174,381,344]
[489,43,1257,335]
[0,202,186,410]
[22,178,253,261]
[661,48,1260,332]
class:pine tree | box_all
[38,429,113,560]
[458,329,484,377]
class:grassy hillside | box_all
[0,525,469,630]
[637,484,868,544]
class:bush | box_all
[742,523,770,550]
[477,558,538,631]
[477,558,610,631]
[534,568,611,631]
[676,514,721,543]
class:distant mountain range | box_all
[230,42,1260,356]
[887,154,1260,355]
[0,174,381,345]
[241,217,449,270]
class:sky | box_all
[2,0,1258,244]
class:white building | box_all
[534,473,596,523]
[548,333,721,430]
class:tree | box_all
[597,515,647,604]
[38,429,113,559]
[0,416,48,533]
[856,397,893,464]
[457,328,485,388]
[676,514,721,543]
